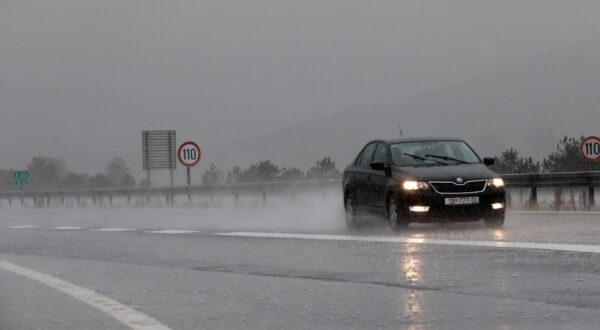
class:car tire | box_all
[388,194,408,232]
[345,193,360,231]
[484,214,505,228]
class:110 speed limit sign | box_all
[178,141,201,167]
[580,136,600,162]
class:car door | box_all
[366,142,390,209]
[354,142,377,207]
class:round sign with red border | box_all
[178,141,201,167]
[580,136,600,162]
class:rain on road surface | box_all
[1,199,600,330]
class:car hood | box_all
[392,163,497,181]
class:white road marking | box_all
[9,225,39,229]
[215,232,600,254]
[51,226,83,230]
[93,228,136,232]
[0,259,173,330]
[511,210,600,215]
[145,230,199,234]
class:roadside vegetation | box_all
[0,136,598,191]
[490,135,600,174]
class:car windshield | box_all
[390,140,481,167]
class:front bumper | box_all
[398,188,505,223]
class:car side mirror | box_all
[483,158,495,166]
[370,162,387,171]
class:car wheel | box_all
[388,194,407,232]
[484,214,505,228]
[345,193,359,231]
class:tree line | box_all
[0,156,341,191]
[490,136,600,174]
[202,157,341,186]
[0,135,597,190]
[0,157,135,191]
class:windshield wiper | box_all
[403,153,447,165]
[425,154,469,164]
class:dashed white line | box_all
[5,226,202,234]
[93,228,136,232]
[51,226,83,230]
[214,232,600,254]
[145,230,199,234]
[0,259,173,330]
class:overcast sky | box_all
[2,0,600,182]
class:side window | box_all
[358,143,377,168]
[372,143,388,164]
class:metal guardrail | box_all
[501,171,600,188]
[0,179,342,206]
[0,171,598,208]
[0,179,340,198]
[501,171,600,209]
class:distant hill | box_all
[214,35,600,171]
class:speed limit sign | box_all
[178,141,201,167]
[580,136,600,162]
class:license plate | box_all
[444,196,479,206]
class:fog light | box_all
[409,206,430,212]
[491,203,504,210]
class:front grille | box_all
[429,180,487,194]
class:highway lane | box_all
[2,205,600,244]
[1,206,600,329]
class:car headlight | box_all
[403,180,428,190]
[487,178,505,188]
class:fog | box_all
[0,190,348,233]
[0,187,594,237]
[3,4,600,326]
[2,1,600,182]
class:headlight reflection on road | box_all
[403,291,423,314]
[402,244,423,284]
[493,229,505,241]
[397,243,424,327]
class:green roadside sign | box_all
[13,171,29,188]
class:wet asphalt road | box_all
[1,205,600,330]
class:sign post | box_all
[580,136,600,209]
[142,130,177,204]
[13,170,29,206]
[580,136,600,163]
[13,171,29,189]
[177,141,202,203]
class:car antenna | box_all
[397,123,403,137]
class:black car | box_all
[342,137,506,231]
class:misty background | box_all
[2,0,600,185]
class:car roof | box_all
[377,137,465,144]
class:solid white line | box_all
[214,232,600,254]
[51,226,83,230]
[9,225,39,229]
[145,230,199,234]
[511,210,600,215]
[93,228,136,232]
[0,259,173,330]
